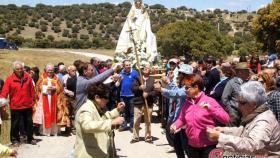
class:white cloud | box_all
[207,8,215,11]
[257,4,267,10]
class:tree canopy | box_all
[252,1,280,53]
[157,21,234,60]
[0,2,256,49]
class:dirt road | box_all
[15,115,177,158]
[20,48,113,60]
[11,49,177,158]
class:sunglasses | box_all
[185,84,196,90]
[183,78,194,85]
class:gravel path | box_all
[114,122,176,158]
[13,49,177,158]
[15,111,177,158]
[16,135,75,158]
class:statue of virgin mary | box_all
[115,0,158,66]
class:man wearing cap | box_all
[154,64,193,158]
[266,53,277,68]
[167,58,179,85]
[222,62,251,127]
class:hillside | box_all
[0,3,256,49]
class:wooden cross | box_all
[127,27,150,122]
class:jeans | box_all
[10,108,34,143]
[120,97,134,128]
[165,117,175,147]
[159,96,169,128]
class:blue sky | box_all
[0,0,272,11]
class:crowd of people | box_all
[0,53,279,158]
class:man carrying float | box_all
[114,0,160,144]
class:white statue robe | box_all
[115,4,157,64]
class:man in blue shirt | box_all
[119,60,139,131]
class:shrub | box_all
[53,26,61,33]
[39,20,48,26]
[69,33,77,38]
[62,29,70,37]
[80,34,89,40]
[35,23,39,28]
[35,31,45,39]
[34,39,51,48]
[7,34,24,46]
[53,40,70,48]
[40,25,48,32]
[52,19,61,26]
[16,29,21,34]
[66,21,72,28]
[17,26,25,30]
[71,24,80,33]
[29,22,35,27]
[47,35,55,41]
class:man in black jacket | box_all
[130,64,157,144]
[204,57,220,95]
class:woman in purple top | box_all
[171,74,230,158]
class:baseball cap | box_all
[269,54,277,61]
[169,58,178,64]
[178,64,193,75]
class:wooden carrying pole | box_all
[128,27,150,122]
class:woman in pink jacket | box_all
[171,74,230,158]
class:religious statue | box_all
[115,0,158,66]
